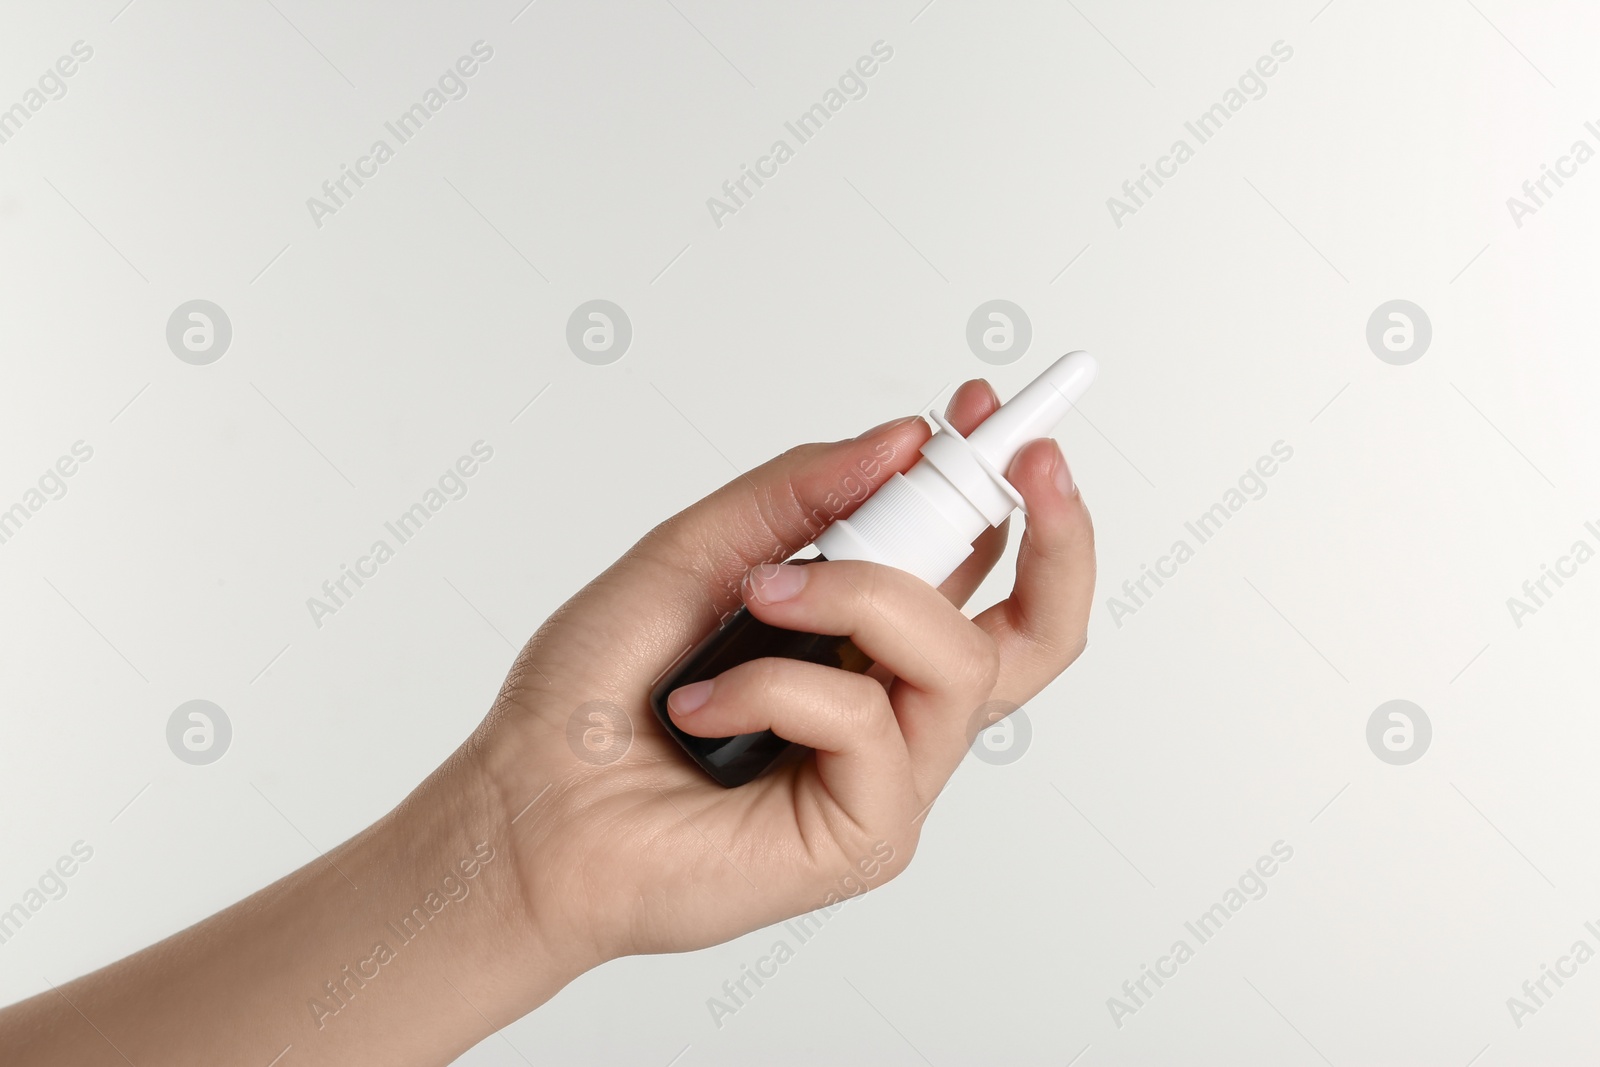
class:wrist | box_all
[1,746,595,1067]
[368,748,597,1024]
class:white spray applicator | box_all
[814,350,1097,586]
[651,350,1097,787]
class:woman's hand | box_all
[0,377,1093,1067]
[469,376,1095,979]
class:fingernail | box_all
[854,414,921,440]
[669,679,714,715]
[744,562,809,603]
[945,380,998,421]
[1051,442,1076,497]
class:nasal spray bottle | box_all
[651,351,1098,787]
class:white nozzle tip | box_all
[967,350,1098,471]
[1020,351,1097,411]
[1044,350,1097,397]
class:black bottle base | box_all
[650,576,873,787]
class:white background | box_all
[3,1,1599,1063]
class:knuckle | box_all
[776,440,830,466]
[957,626,1002,694]
[1057,493,1095,558]
[1076,501,1097,554]
[825,830,916,905]
[755,441,834,542]
[833,672,893,738]
[731,656,790,701]
[758,655,799,691]
[1061,630,1089,669]
[871,830,918,887]
[837,559,889,608]
[1025,625,1087,678]
[813,559,892,628]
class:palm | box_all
[483,602,877,961]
